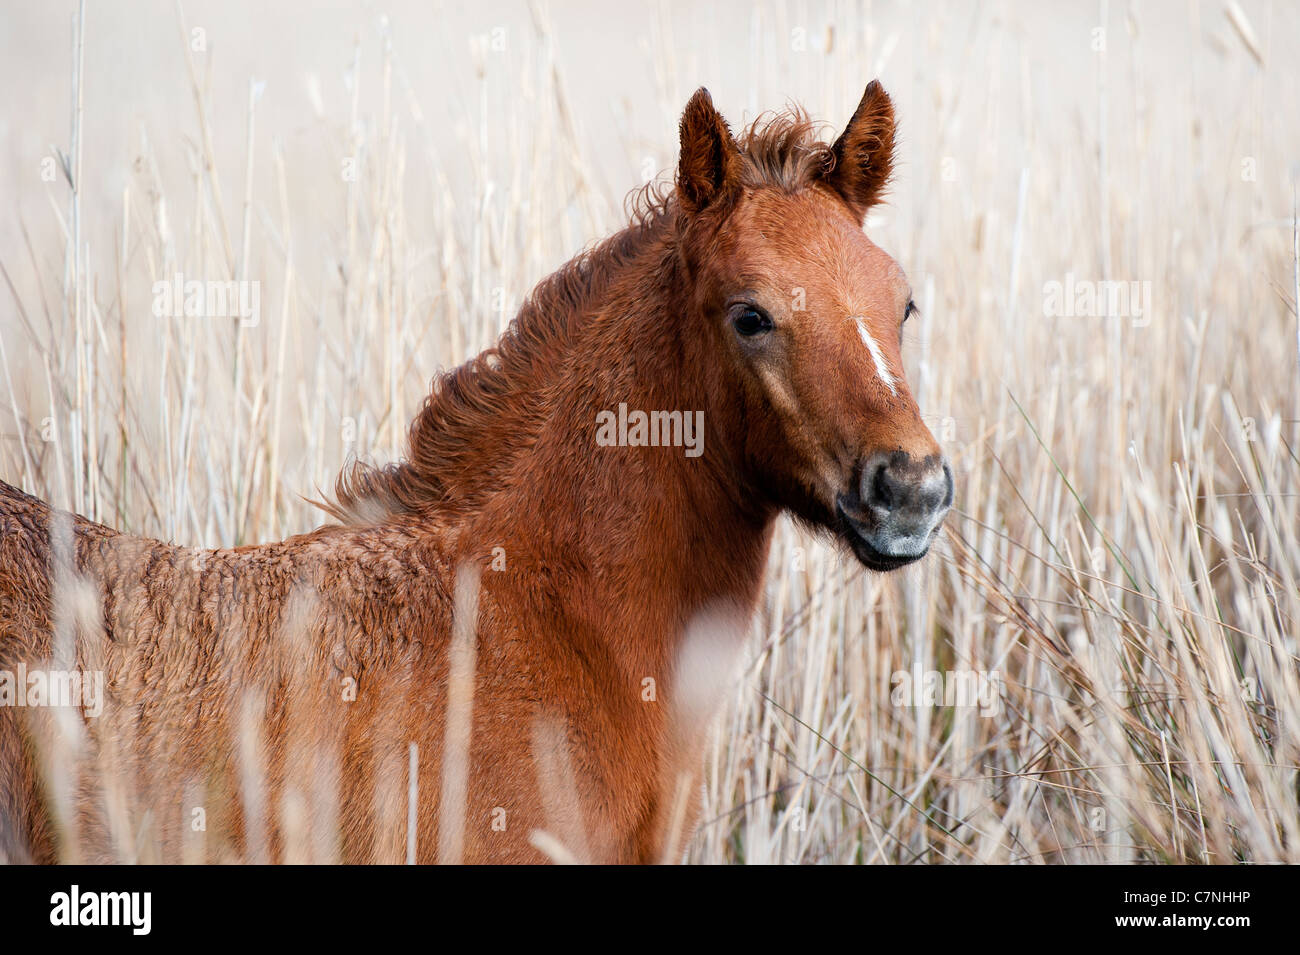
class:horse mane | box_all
[327,108,833,524]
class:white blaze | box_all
[854,316,898,396]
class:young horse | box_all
[0,81,951,864]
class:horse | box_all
[0,80,951,864]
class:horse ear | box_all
[825,80,896,219]
[677,88,742,215]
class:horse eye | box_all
[732,305,773,337]
[904,299,918,323]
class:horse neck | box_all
[466,239,776,678]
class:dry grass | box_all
[2,0,1298,863]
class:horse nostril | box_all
[914,466,949,512]
[868,461,895,510]
[861,454,952,517]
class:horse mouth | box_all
[834,496,928,572]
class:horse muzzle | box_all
[836,451,953,571]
